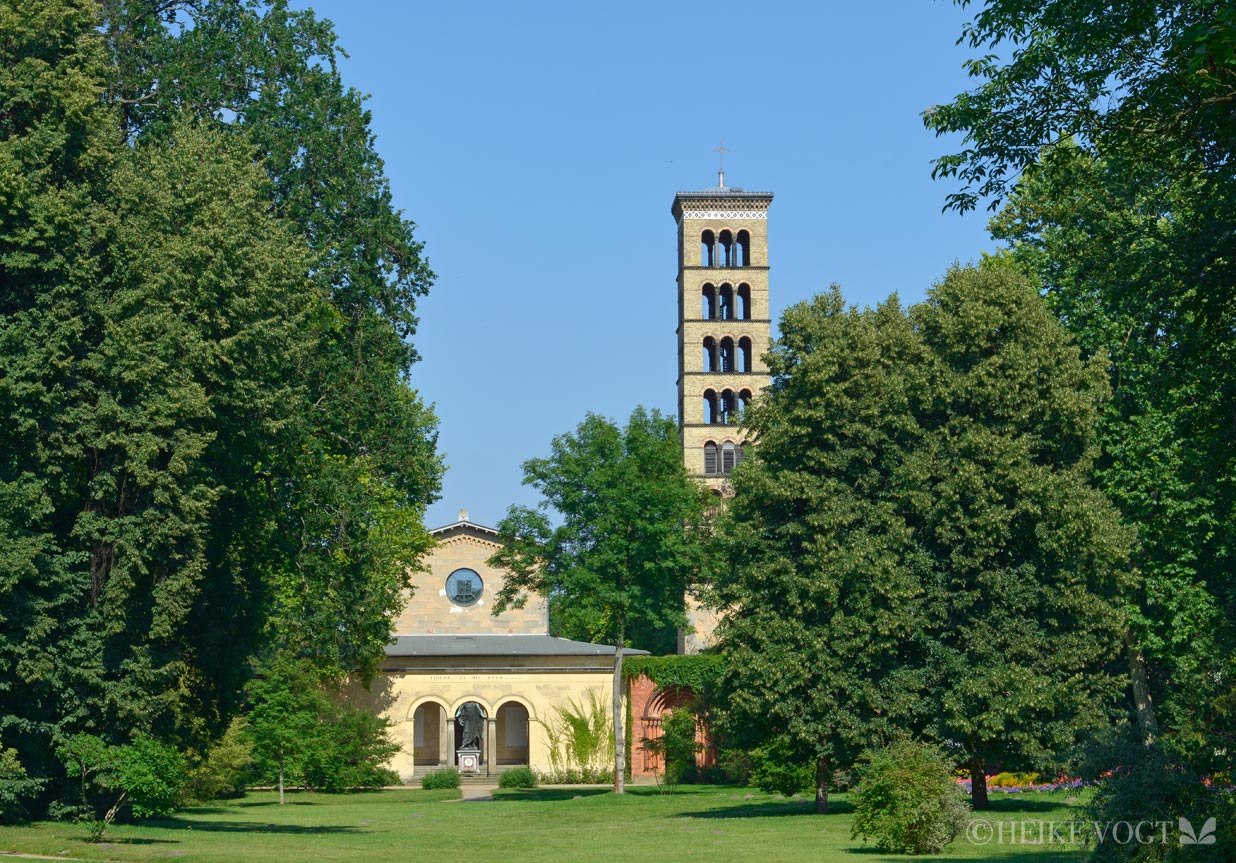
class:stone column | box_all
[485,717,498,776]
[446,718,456,769]
[438,708,450,766]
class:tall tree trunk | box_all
[1125,632,1158,744]
[969,755,989,810]
[279,754,285,805]
[613,639,625,795]
[814,756,830,814]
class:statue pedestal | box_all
[457,747,482,773]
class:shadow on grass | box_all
[173,806,235,815]
[491,788,612,803]
[847,848,1082,863]
[623,785,723,796]
[982,796,1080,814]
[676,789,1077,822]
[676,797,854,819]
[231,800,318,808]
[168,821,362,835]
[87,837,180,846]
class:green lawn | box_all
[0,786,1090,863]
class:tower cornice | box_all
[672,189,774,222]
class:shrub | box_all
[57,734,188,842]
[641,709,701,794]
[989,770,1040,789]
[1080,728,1234,863]
[535,767,611,784]
[831,768,855,792]
[299,702,400,793]
[497,766,538,789]
[0,742,43,823]
[851,740,968,855]
[245,657,400,794]
[748,738,814,797]
[184,717,253,802]
[420,768,460,790]
[116,737,188,819]
[716,748,755,786]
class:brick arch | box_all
[642,684,699,719]
[631,680,714,777]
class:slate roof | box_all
[384,634,649,658]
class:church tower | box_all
[672,174,772,654]
[672,179,773,495]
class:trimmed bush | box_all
[497,767,538,789]
[851,740,969,855]
[535,767,610,784]
[420,768,460,790]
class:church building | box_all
[350,511,645,780]
[355,174,772,780]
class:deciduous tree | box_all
[489,408,712,794]
[1,0,441,816]
[927,0,1236,809]
[717,267,1130,811]
[716,291,939,814]
[924,0,1236,214]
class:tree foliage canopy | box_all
[931,0,1236,809]
[925,0,1236,212]
[716,266,1130,811]
[490,408,712,652]
[990,141,1236,758]
[0,0,440,816]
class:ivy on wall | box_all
[624,655,724,702]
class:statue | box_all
[457,702,485,750]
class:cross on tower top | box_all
[714,141,730,188]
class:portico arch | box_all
[411,701,447,766]
[448,695,495,716]
[405,695,451,723]
[495,701,531,765]
[492,694,538,720]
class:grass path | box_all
[0,786,1090,863]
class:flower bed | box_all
[956,774,1085,793]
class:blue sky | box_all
[293,1,999,527]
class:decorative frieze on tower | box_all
[672,184,773,496]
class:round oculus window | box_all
[445,568,482,606]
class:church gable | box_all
[392,513,548,636]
